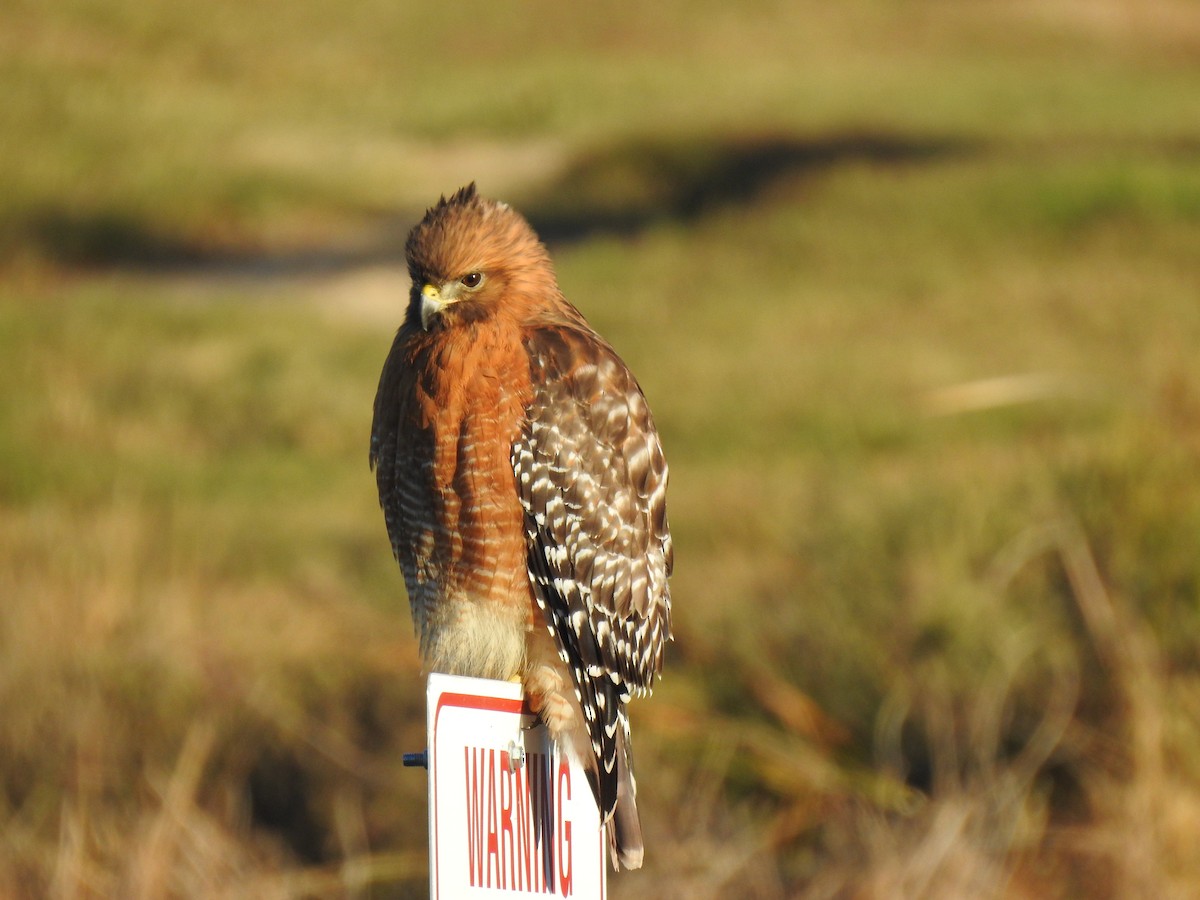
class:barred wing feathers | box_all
[512,322,673,818]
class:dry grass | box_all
[3,0,1200,897]
[792,516,1200,900]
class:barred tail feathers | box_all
[607,722,644,870]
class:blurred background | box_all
[3,1,1200,897]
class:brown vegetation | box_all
[3,1,1200,896]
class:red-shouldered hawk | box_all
[370,184,673,870]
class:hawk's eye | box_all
[461,272,483,288]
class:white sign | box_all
[426,673,607,899]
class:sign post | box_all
[423,673,607,899]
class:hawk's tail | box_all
[606,724,644,870]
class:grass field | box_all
[3,1,1200,897]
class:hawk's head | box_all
[404,183,558,332]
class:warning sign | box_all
[426,673,607,899]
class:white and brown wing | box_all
[511,321,673,821]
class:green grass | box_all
[3,0,1200,897]
[4,0,1198,259]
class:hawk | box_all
[370,184,673,869]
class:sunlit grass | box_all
[2,0,1200,896]
[4,0,1199,261]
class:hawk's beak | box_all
[419,283,443,331]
